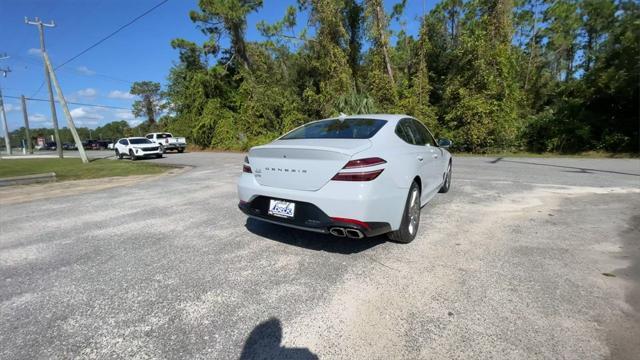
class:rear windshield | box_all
[129,138,153,144]
[281,118,387,140]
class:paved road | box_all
[1,153,639,359]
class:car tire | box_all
[115,149,123,160]
[129,150,137,161]
[439,161,452,193]
[387,181,421,243]
[155,153,162,158]
[177,148,184,153]
[159,145,165,154]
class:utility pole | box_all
[25,17,63,158]
[43,52,88,163]
[0,55,11,156]
[21,95,32,154]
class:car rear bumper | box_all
[164,143,186,149]
[237,172,406,235]
[238,198,391,237]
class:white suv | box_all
[114,137,162,160]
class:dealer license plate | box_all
[268,199,295,218]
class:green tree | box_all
[94,120,131,140]
[442,0,524,151]
[543,0,581,81]
[580,0,616,71]
[398,17,436,129]
[189,0,263,70]
[364,0,399,111]
[299,0,355,117]
[130,81,165,125]
[161,0,637,154]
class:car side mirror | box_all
[437,139,452,148]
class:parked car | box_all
[237,114,453,243]
[107,142,115,150]
[145,132,186,153]
[62,142,77,150]
[82,140,97,149]
[114,137,162,160]
[91,140,110,150]
[41,141,57,150]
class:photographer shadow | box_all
[239,318,318,360]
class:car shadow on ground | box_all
[245,218,386,254]
[240,318,318,360]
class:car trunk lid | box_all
[249,139,371,191]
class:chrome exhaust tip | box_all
[345,229,364,239]
[329,227,346,237]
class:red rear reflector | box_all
[331,169,383,181]
[343,157,386,169]
[243,156,251,173]
[331,217,370,229]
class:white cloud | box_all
[114,110,134,120]
[108,90,135,100]
[27,48,41,56]
[4,103,21,112]
[127,118,144,127]
[76,66,95,76]
[76,88,97,97]
[70,107,104,126]
[30,113,48,122]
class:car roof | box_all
[330,114,410,124]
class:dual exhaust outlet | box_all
[329,227,364,239]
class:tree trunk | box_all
[584,32,594,72]
[145,96,156,124]
[524,8,539,92]
[373,1,395,85]
[231,24,251,71]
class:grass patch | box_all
[0,158,169,181]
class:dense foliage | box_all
[8,0,636,153]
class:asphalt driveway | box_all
[1,153,639,359]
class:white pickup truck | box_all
[145,132,187,153]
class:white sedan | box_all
[114,137,163,160]
[237,114,452,243]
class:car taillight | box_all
[332,157,386,181]
[342,157,386,169]
[243,156,252,173]
[331,169,383,181]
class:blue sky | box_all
[0,0,432,131]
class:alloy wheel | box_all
[445,164,451,188]
[407,188,420,235]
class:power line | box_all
[55,0,170,70]
[27,0,169,97]
[4,94,131,110]
[11,55,134,84]
[30,82,45,98]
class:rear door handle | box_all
[417,156,424,162]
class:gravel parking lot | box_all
[1,152,639,359]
